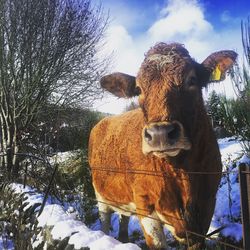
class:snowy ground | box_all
[3,184,140,250]
[1,137,249,249]
[210,137,249,242]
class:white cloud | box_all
[93,95,135,114]
[103,25,143,75]
[148,0,213,43]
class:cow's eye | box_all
[187,76,198,87]
[134,86,142,95]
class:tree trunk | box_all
[0,113,18,179]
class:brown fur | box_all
[89,43,237,249]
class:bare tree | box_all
[0,0,109,177]
[229,17,250,154]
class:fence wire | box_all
[87,166,244,250]
[83,195,243,250]
[0,152,246,249]
[91,166,238,176]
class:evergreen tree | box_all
[206,90,222,127]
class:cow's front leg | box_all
[97,201,111,234]
[118,214,129,242]
[139,212,167,250]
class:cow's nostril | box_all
[168,123,180,141]
[144,122,182,146]
[144,128,152,141]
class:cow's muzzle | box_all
[142,121,191,157]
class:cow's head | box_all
[101,43,237,158]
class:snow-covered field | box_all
[1,137,249,249]
[210,138,249,242]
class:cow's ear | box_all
[100,72,139,98]
[201,50,237,85]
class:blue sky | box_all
[102,0,250,34]
[94,0,250,113]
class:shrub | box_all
[0,183,41,250]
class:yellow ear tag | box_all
[211,66,221,81]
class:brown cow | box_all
[88,43,237,249]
